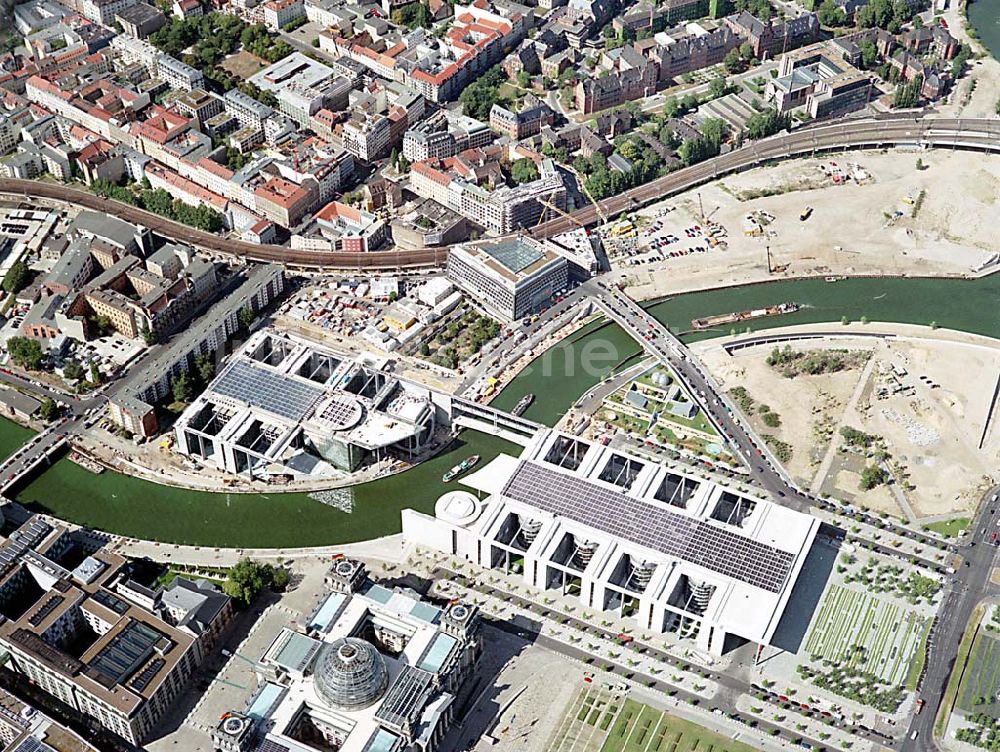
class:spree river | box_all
[968,0,1000,60]
[8,273,1000,547]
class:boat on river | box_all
[512,394,534,416]
[691,302,800,330]
[442,455,480,483]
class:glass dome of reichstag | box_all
[313,637,389,711]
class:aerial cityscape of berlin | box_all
[0,0,992,748]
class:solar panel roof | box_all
[213,361,323,422]
[482,239,544,274]
[88,620,167,686]
[374,666,434,727]
[501,462,794,593]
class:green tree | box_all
[171,372,194,403]
[89,361,101,384]
[708,75,729,99]
[745,108,791,139]
[271,567,290,590]
[859,40,879,69]
[38,398,57,422]
[62,360,85,381]
[459,65,507,120]
[723,48,744,73]
[510,158,539,185]
[223,558,278,605]
[2,261,30,295]
[7,337,43,370]
[817,0,848,25]
[237,306,256,333]
[860,464,889,490]
[391,1,431,29]
[893,76,922,108]
[195,352,216,384]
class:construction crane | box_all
[572,167,609,227]
[537,197,584,229]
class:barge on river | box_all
[692,302,800,330]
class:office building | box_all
[0,516,229,745]
[446,236,568,322]
[174,329,441,476]
[403,429,819,656]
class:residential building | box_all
[402,110,492,162]
[410,150,566,235]
[341,110,391,162]
[116,2,167,37]
[311,200,387,252]
[253,176,318,228]
[80,0,138,25]
[723,11,819,60]
[489,95,554,139]
[263,0,304,29]
[172,88,224,129]
[223,89,274,131]
[157,54,205,91]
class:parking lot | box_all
[609,207,728,269]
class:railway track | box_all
[4,115,999,270]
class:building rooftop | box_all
[452,236,564,285]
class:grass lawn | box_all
[601,699,757,752]
[921,518,970,538]
[905,621,931,691]
[936,603,985,736]
[804,584,925,685]
[958,632,1000,713]
[658,410,718,436]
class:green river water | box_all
[968,0,1000,61]
[7,273,1000,547]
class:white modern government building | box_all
[174,330,442,477]
[403,429,819,656]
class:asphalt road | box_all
[907,485,1000,752]
[434,565,895,750]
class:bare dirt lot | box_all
[699,340,868,486]
[220,50,267,79]
[695,324,1000,520]
[623,149,1000,299]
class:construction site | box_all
[613,149,1000,300]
